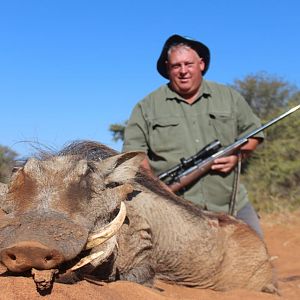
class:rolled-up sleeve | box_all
[235,92,264,140]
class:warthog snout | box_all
[0,241,64,272]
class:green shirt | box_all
[123,80,263,213]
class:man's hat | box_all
[156,34,210,79]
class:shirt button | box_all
[195,139,199,143]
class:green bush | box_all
[0,145,18,183]
[243,103,300,212]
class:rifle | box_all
[158,104,300,193]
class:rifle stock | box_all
[168,138,247,192]
[162,104,300,193]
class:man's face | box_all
[166,46,205,100]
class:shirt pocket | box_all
[208,111,236,144]
[149,116,183,154]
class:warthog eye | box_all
[105,182,121,189]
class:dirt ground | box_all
[0,210,299,300]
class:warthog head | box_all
[0,142,144,291]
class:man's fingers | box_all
[211,155,238,173]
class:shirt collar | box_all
[165,79,212,102]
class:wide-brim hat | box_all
[156,34,210,79]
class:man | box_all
[123,34,264,238]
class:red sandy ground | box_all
[0,210,299,300]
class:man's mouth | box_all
[179,77,190,82]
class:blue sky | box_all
[1,0,299,158]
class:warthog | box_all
[0,141,276,293]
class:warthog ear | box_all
[97,151,146,183]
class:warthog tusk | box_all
[67,186,130,273]
[70,251,105,271]
[85,201,126,250]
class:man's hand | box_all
[211,137,262,173]
[211,155,238,173]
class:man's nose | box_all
[179,64,188,74]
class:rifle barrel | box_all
[243,104,300,140]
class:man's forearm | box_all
[240,137,262,159]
